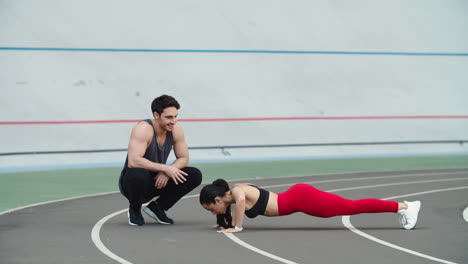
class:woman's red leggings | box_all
[277,183,398,217]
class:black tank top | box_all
[244,187,270,218]
[122,119,174,175]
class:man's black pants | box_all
[119,167,202,211]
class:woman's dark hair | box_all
[151,95,180,115]
[199,179,233,229]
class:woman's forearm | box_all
[233,199,245,228]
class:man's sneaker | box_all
[128,205,144,226]
[398,201,421,230]
[143,201,174,224]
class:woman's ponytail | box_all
[212,179,230,191]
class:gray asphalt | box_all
[1,168,467,264]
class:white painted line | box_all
[0,191,118,216]
[225,179,468,264]
[463,207,468,223]
[323,177,468,193]
[90,174,468,264]
[90,194,199,264]
[224,233,298,264]
[2,170,466,263]
[91,208,132,264]
[253,169,468,183]
[2,169,466,216]
[342,186,468,264]
[222,178,467,264]
[266,174,468,190]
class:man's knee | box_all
[183,167,202,187]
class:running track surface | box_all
[1,168,467,264]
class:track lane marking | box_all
[342,186,468,264]
[0,191,117,216]
[463,206,468,223]
[224,233,298,264]
[222,178,468,264]
[2,170,466,263]
[3,170,465,216]
[91,195,198,264]
[263,171,468,189]
[91,208,131,264]
[89,174,468,264]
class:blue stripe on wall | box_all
[1,47,468,56]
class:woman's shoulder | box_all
[232,183,256,189]
[232,184,261,199]
[231,184,258,195]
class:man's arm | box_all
[127,122,187,184]
[170,123,189,169]
[154,123,189,188]
[127,122,166,171]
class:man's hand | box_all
[163,165,188,184]
[154,172,170,189]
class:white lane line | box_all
[322,177,468,193]
[0,191,118,216]
[222,178,468,264]
[267,176,468,191]
[224,233,298,264]
[6,170,463,216]
[90,174,468,264]
[342,186,468,264]
[262,170,468,189]
[91,208,131,264]
[463,207,468,223]
[2,170,466,216]
[91,194,199,264]
[254,170,468,183]
[2,170,466,263]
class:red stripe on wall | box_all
[1,115,468,125]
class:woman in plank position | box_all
[199,179,421,233]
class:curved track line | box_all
[4,169,463,216]
[223,178,468,264]
[0,191,117,216]
[224,233,298,264]
[2,170,465,263]
[90,194,198,264]
[90,173,468,264]
[342,186,468,264]
[262,171,468,189]
[316,177,468,193]
[91,208,130,264]
[463,206,468,223]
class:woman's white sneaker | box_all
[398,201,421,230]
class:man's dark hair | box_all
[151,95,180,115]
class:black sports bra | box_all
[244,186,270,218]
